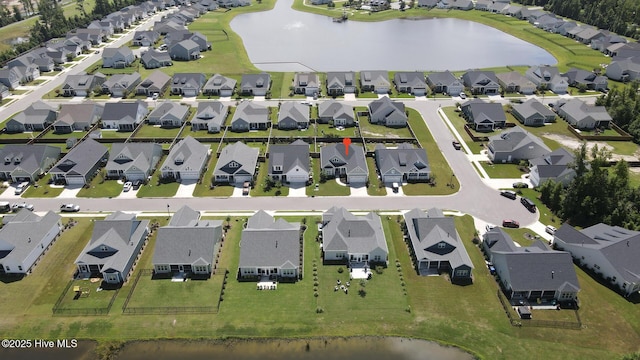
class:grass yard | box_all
[317,123,358,138]
[441,107,485,154]
[501,227,541,247]
[136,156,180,198]
[76,176,122,198]
[306,158,351,197]
[271,124,316,138]
[193,143,238,197]
[250,162,289,197]
[366,157,386,196]
[123,274,224,310]
[480,162,527,178]
[517,188,561,227]
[224,128,272,139]
[54,278,119,314]
[134,125,182,139]
[99,129,133,139]
[41,130,87,140]
[359,119,413,139]
[22,178,64,198]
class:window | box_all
[455,269,468,277]
[374,255,381,261]
[438,242,446,249]
[18,266,22,271]
[228,161,239,168]
[100,245,108,252]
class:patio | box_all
[349,262,372,280]
[257,276,277,290]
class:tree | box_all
[12,5,22,22]
[75,0,87,17]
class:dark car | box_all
[513,182,529,189]
[132,180,142,190]
[500,190,517,200]
[502,219,520,228]
[452,140,461,150]
[520,197,536,213]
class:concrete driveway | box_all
[175,180,197,198]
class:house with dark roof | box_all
[75,212,149,284]
[0,84,9,99]
[496,71,536,95]
[0,210,61,276]
[269,140,310,185]
[240,73,271,96]
[404,208,473,283]
[0,68,21,89]
[293,72,320,96]
[511,98,556,126]
[61,72,106,97]
[563,68,608,91]
[54,102,103,133]
[203,74,236,96]
[170,73,206,96]
[0,144,60,182]
[525,66,569,93]
[141,49,172,69]
[147,101,190,128]
[5,101,57,133]
[317,100,355,126]
[238,210,301,281]
[393,72,427,96]
[360,70,390,94]
[192,101,228,132]
[102,46,135,68]
[277,102,309,130]
[326,71,356,96]
[160,136,209,181]
[49,139,108,185]
[231,101,270,131]
[460,99,506,131]
[106,143,163,181]
[136,70,171,96]
[368,96,407,127]
[483,228,580,304]
[374,143,430,184]
[426,71,464,96]
[320,143,368,184]
[556,98,612,129]
[322,207,388,265]
[102,101,148,131]
[213,141,259,185]
[169,39,201,61]
[554,223,640,297]
[132,30,160,46]
[487,127,551,163]
[528,148,576,187]
[461,70,500,95]
[101,73,142,97]
[606,56,640,82]
[153,205,222,276]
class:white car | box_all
[123,181,133,192]
[545,225,557,235]
[485,224,497,232]
[459,92,467,99]
[60,204,80,212]
[12,202,34,212]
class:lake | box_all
[230,0,556,72]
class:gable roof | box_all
[102,101,147,123]
[56,102,104,126]
[374,143,430,176]
[269,140,309,173]
[529,147,575,178]
[512,98,556,119]
[461,99,507,125]
[9,101,57,126]
[488,127,551,154]
[461,70,499,87]
[161,136,209,173]
[360,70,390,87]
[318,100,354,121]
[0,210,61,268]
[238,211,300,269]
[214,141,259,177]
[107,143,162,174]
[148,101,189,123]
[0,144,61,177]
[320,143,368,176]
[49,138,108,177]
[557,98,612,123]
[278,102,310,125]
[203,73,237,92]
[322,207,388,255]
[232,101,269,125]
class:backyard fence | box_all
[51,280,119,316]
[496,290,582,329]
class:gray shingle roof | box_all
[278,102,309,127]
[161,136,209,174]
[241,73,270,92]
[193,101,228,128]
[0,210,61,269]
[427,70,459,87]
[203,73,236,93]
[56,102,103,127]
[488,127,550,154]
[374,143,429,177]
[231,101,269,126]
[49,138,108,178]
[322,207,387,255]
[9,101,57,127]
[320,143,368,177]
[213,142,259,178]
[512,98,555,120]
[147,101,190,124]
[317,100,354,123]
[102,101,147,123]
[269,139,310,174]
[0,144,61,179]
[529,147,575,178]
[238,210,300,269]
[107,143,162,176]
[461,99,506,126]
[169,205,200,227]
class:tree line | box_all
[595,81,640,144]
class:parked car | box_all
[152,93,159,100]
[485,223,497,232]
[242,181,250,196]
[132,180,142,190]
[14,182,29,195]
[123,181,133,192]
[12,202,34,212]
[500,190,517,200]
[545,225,557,235]
[520,197,536,213]
[459,92,466,99]
[502,219,520,228]
[60,204,80,212]
[452,140,461,150]
[513,182,529,189]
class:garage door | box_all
[348,175,367,184]
[66,175,86,185]
[180,171,199,181]
[383,175,402,184]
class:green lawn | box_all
[41,130,87,140]
[518,188,562,227]
[136,156,180,198]
[359,119,413,138]
[76,174,122,198]
[134,125,182,139]
[441,107,485,154]
[366,157,386,196]
[317,123,358,138]
[306,158,350,196]
[123,273,224,310]
[22,178,64,198]
[54,278,119,314]
[250,162,289,197]
[99,130,133,139]
[480,162,527,178]
[271,124,316,138]
[193,144,238,197]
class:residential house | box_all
[213,141,259,185]
[554,223,640,297]
[238,210,301,281]
[54,102,103,133]
[170,73,206,96]
[5,101,57,133]
[417,0,438,7]
[368,96,407,127]
[591,32,627,53]
[320,143,368,184]
[605,56,640,82]
[556,98,612,129]
[0,68,22,89]
[132,30,160,46]
[360,70,390,94]
[153,19,186,35]
[461,70,500,95]
[487,127,551,163]
[169,39,201,61]
[553,20,577,36]
[0,84,10,99]
[277,102,309,130]
[528,148,576,187]
[88,20,115,36]
[153,205,222,276]
[403,208,473,283]
[374,143,430,184]
[106,143,163,180]
[326,71,356,96]
[393,72,427,96]
[563,68,608,91]
[192,101,228,132]
[268,140,310,185]
[483,228,580,304]
[141,49,172,69]
[69,28,106,46]
[525,66,569,93]
[230,101,270,131]
[317,100,355,126]
[49,139,108,185]
[102,46,135,68]
[460,99,506,131]
[0,144,61,182]
[75,212,149,284]
[101,101,148,131]
[203,74,236,96]
[575,27,605,45]
[160,136,209,181]
[101,73,142,97]
[426,71,464,95]
[61,72,106,97]
[240,73,271,96]
[511,98,556,126]
[0,210,61,276]
[322,207,388,265]
[136,70,171,96]
[147,101,190,127]
[293,72,320,96]
[7,55,40,83]
[496,71,537,95]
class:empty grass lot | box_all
[22,180,64,198]
[480,162,527,178]
[123,274,224,310]
[76,176,122,198]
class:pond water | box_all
[230,0,556,72]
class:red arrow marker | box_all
[343,137,351,156]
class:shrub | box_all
[316,307,324,313]
[337,267,344,273]
[375,266,384,274]
[314,291,319,297]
